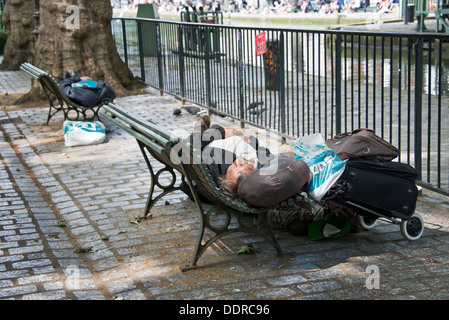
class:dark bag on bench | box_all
[326,128,399,162]
[60,78,116,108]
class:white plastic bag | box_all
[290,133,347,201]
[63,121,106,147]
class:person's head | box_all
[219,156,256,198]
[226,156,256,183]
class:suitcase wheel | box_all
[357,215,378,230]
[400,214,424,241]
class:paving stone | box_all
[297,280,342,294]
[0,285,37,298]
[252,287,297,299]
[72,290,106,300]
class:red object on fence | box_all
[255,32,267,56]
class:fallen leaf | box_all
[236,244,262,255]
[74,247,94,253]
[56,221,66,228]
[129,218,141,225]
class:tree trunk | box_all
[0,0,36,71]
[21,0,144,103]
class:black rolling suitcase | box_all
[330,158,424,240]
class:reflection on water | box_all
[298,34,449,97]
[339,41,449,97]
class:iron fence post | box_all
[204,27,212,109]
[414,38,423,181]
[137,20,146,83]
[177,25,186,101]
[238,30,245,128]
[156,22,164,95]
[279,32,286,136]
[335,34,342,135]
[121,19,129,67]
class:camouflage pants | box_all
[268,193,326,230]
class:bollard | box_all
[404,4,415,24]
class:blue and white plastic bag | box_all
[63,121,106,147]
[290,133,347,201]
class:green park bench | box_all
[99,103,284,271]
[20,62,107,124]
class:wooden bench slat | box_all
[21,62,49,79]
[20,63,42,79]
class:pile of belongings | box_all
[59,74,116,108]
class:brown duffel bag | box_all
[326,128,399,161]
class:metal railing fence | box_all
[111,17,449,195]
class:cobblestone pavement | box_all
[0,70,31,95]
[1,70,449,302]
